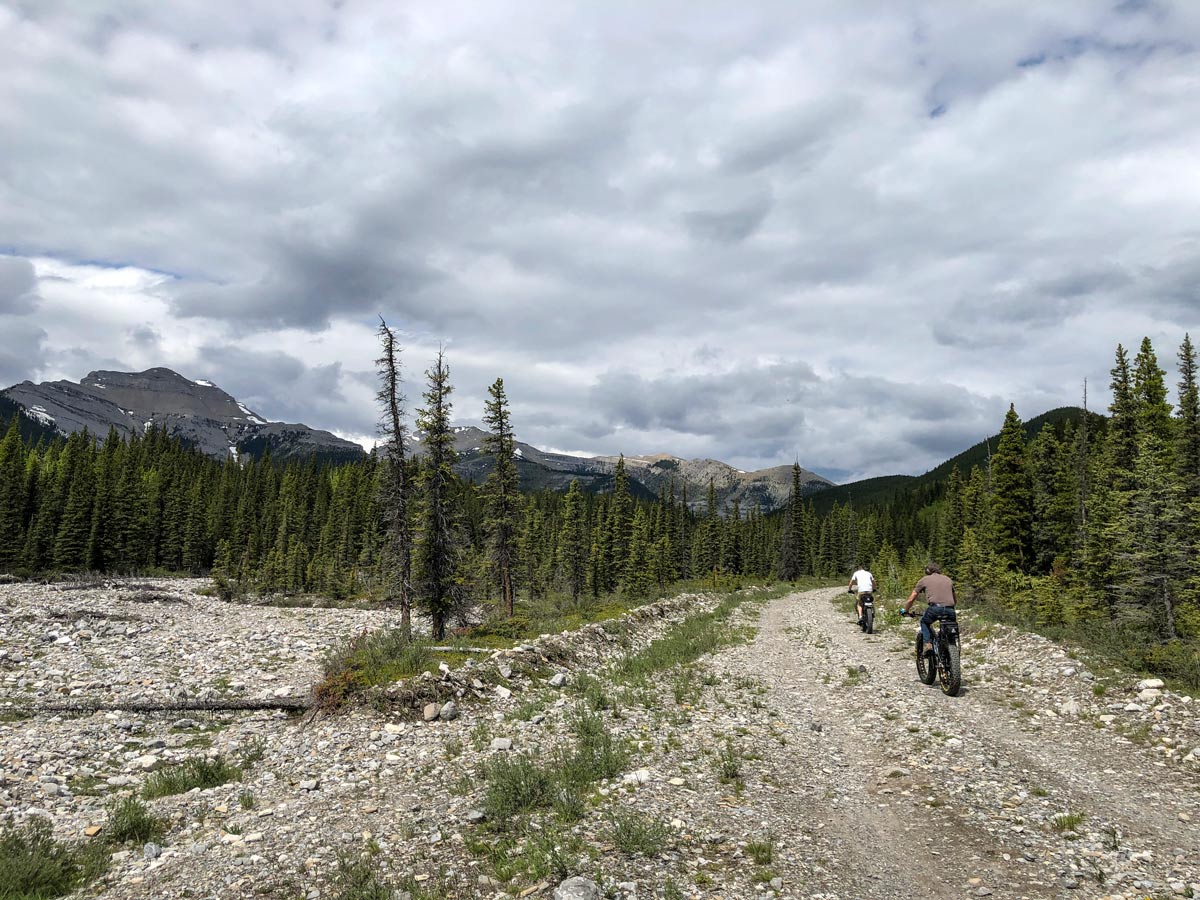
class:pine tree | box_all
[622,506,655,599]
[558,480,588,603]
[991,405,1033,572]
[778,463,806,580]
[0,419,27,571]
[1132,336,1173,449]
[482,377,521,617]
[1029,423,1075,575]
[376,318,414,637]
[1176,334,1200,496]
[1108,344,1138,486]
[415,349,459,640]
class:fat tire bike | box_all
[902,607,961,696]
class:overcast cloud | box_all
[2,1,1198,481]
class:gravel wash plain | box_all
[1,582,1197,900]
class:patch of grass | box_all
[609,810,670,857]
[716,738,742,784]
[442,737,463,759]
[107,795,166,844]
[238,789,256,810]
[746,834,775,865]
[508,697,548,722]
[331,851,395,900]
[615,588,785,681]
[1030,786,1049,798]
[481,754,556,826]
[0,817,109,900]
[569,673,611,711]
[142,756,242,799]
[1051,811,1084,833]
[481,708,628,831]
[315,629,435,708]
[561,707,630,782]
[239,738,266,768]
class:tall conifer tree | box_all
[415,349,459,640]
[482,377,521,616]
[376,318,413,637]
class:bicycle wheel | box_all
[864,607,874,634]
[916,632,936,684]
[938,642,961,696]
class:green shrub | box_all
[317,629,437,707]
[746,834,775,864]
[481,754,556,826]
[332,852,394,900]
[716,739,741,783]
[107,796,166,844]
[0,817,108,899]
[609,811,670,856]
[142,756,242,799]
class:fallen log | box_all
[21,696,314,715]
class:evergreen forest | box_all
[0,333,1197,685]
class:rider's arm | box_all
[903,587,919,613]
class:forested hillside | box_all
[1,333,1196,685]
[799,335,1199,687]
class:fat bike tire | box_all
[916,633,937,684]
[864,608,875,635]
[939,643,962,696]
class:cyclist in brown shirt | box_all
[903,563,956,656]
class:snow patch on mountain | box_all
[25,406,55,427]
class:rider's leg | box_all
[919,607,936,652]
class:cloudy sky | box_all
[2,1,1198,482]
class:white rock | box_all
[490,738,513,751]
[555,877,601,900]
[1137,678,1165,691]
[131,755,162,772]
[494,686,512,700]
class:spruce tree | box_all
[558,479,588,603]
[1132,336,1173,448]
[0,419,26,571]
[990,405,1033,572]
[482,377,521,617]
[415,350,459,640]
[1108,344,1138,486]
[1176,334,1200,496]
[375,318,414,637]
[778,463,806,580]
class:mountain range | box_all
[1,368,366,465]
[1,368,835,511]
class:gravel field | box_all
[1,581,1197,900]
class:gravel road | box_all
[711,588,1200,899]
[3,582,1197,899]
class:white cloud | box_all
[2,2,1200,479]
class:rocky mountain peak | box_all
[1,368,363,465]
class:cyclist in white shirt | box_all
[848,567,876,627]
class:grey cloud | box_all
[684,190,773,244]
[4,2,1200,477]
[191,344,364,435]
[0,256,39,315]
[126,325,161,350]
[0,321,47,387]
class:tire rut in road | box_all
[713,588,1199,899]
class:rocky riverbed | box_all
[1,580,1197,899]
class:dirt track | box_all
[710,588,1200,899]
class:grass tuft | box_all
[107,795,166,845]
[142,756,242,799]
[0,817,109,900]
[609,811,670,856]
